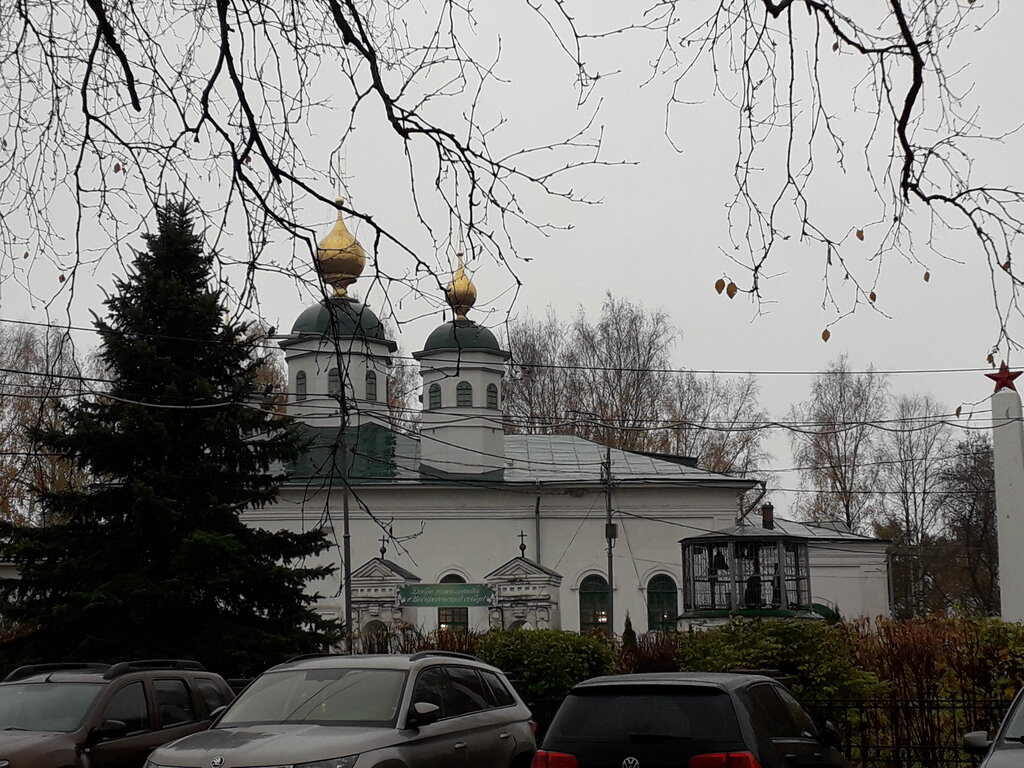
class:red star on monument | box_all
[986,361,1023,392]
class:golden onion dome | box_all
[445,254,477,320]
[317,198,366,297]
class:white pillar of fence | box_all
[992,385,1024,622]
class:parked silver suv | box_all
[145,651,536,768]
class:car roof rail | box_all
[408,650,482,662]
[281,653,337,665]
[104,659,206,679]
[4,663,110,682]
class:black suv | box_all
[0,659,234,768]
[533,672,848,768]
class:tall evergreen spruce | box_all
[0,201,337,676]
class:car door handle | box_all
[499,733,511,740]
[454,742,467,750]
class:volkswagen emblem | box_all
[211,758,225,768]
[622,758,640,768]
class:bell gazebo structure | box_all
[679,516,821,625]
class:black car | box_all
[964,686,1024,768]
[532,672,848,768]
[0,659,234,768]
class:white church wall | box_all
[807,544,890,620]
[252,481,745,636]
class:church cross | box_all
[518,530,528,558]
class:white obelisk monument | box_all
[990,362,1024,622]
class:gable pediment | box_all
[485,557,562,585]
[351,558,421,585]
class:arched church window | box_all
[428,383,442,410]
[456,381,473,407]
[438,573,468,632]
[579,574,610,636]
[486,383,499,409]
[295,371,307,402]
[366,370,378,402]
[328,368,341,396]
[646,574,678,633]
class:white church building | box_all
[249,202,892,641]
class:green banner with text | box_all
[396,583,495,607]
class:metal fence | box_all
[803,698,1008,768]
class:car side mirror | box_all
[407,701,441,728]
[820,720,841,749]
[963,731,991,754]
[92,719,129,741]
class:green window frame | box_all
[438,573,468,632]
[579,574,610,636]
[646,574,678,632]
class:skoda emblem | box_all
[211,758,225,768]
[622,758,640,768]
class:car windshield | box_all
[546,685,741,743]
[0,682,104,732]
[218,668,407,727]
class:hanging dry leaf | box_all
[822,329,831,342]
[923,271,931,282]
[1003,261,1012,272]
[726,282,738,299]
[22,251,28,260]
[832,41,839,52]
[856,229,864,241]
[715,278,726,295]
[58,274,65,283]
[113,162,121,173]
[987,353,995,366]
[955,406,962,418]
[869,291,876,302]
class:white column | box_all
[993,389,1024,621]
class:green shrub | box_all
[675,619,883,702]
[476,629,613,728]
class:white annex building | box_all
[250,203,891,641]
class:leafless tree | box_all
[934,432,999,615]
[655,1,1024,352]
[788,355,889,532]
[0,325,87,522]
[2,2,1021,353]
[877,393,952,615]
[503,295,772,478]
[663,371,771,478]
[0,0,607,323]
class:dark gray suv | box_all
[0,659,234,768]
[534,672,848,768]
[146,651,536,768]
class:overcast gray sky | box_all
[2,0,1021,514]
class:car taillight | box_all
[531,750,580,768]
[689,752,762,768]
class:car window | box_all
[479,670,516,707]
[195,677,231,713]
[103,681,150,734]
[155,679,196,727]
[749,684,801,738]
[0,682,104,732]
[412,666,452,718]
[546,685,741,743]
[445,666,490,716]
[218,668,406,727]
[773,686,817,737]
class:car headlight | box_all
[293,757,358,768]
